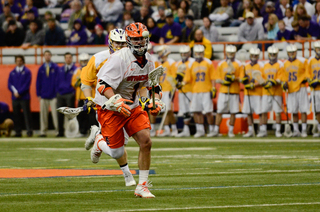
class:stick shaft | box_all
[152,86,156,109]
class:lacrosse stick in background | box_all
[226,59,235,113]
[175,63,191,103]
[312,89,319,135]
[149,65,165,109]
[57,107,85,119]
[283,92,293,137]
[157,88,176,133]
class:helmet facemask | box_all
[268,53,278,64]
[315,47,320,58]
[194,52,204,63]
[287,51,297,62]
[127,36,149,56]
[180,52,189,63]
[109,40,127,53]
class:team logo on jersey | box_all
[127,74,148,81]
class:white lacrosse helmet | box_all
[108,28,127,53]
[313,41,320,56]
[193,45,205,60]
[79,53,89,67]
[157,45,171,58]
[179,45,191,62]
[267,46,278,62]
[249,47,260,64]
[226,45,237,60]
[147,43,152,51]
[286,44,297,60]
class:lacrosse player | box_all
[240,48,264,137]
[261,46,284,138]
[211,45,242,137]
[307,41,320,137]
[80,29,136,187]
[282,44,309,137]
[180,45,214,137]
[92,23,165,198]
[173,45,195,137]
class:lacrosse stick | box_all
[158,88,176,133]
[312,89,319,135]
[283,92,293,137]
[174,63,191,102]
[149,65,165,109]
[226,59,235,113]
[57,107,84,119]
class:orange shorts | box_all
[97,105,151,148]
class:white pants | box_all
[311,90,320,113]
[261,95,283,113]
[287,87,309,114]
[178,92,192,116]
[162,91,173,111]
[242,95,262,115]
[40,98,58,134]
[190,92,213,113]
[217,93,239,114]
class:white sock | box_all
[97,135,112,156]
[139,170,149,184]
[229,125,234,133]
[196,124,201,132]
[293,123,299,132]
[164,125,170,133]
[151,124,155,131]
[260,124,267,132]
[209,125,214,132]
[318,123,320,132]
[199,124,205,132]
[248,125,253,132]
[214,125,220,132]
[276,124,281,132]
[120,163,131,177]
[302,123,307,131]
[183,124,189,133]
[171,124,177,132]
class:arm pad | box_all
[97,79,112,95]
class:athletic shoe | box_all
[134,181,155,198]
[175,130,190,137]
[275,131,282,138]
[301,130,308,138]
[228,132,235,138]
[91,135,103,164]
[171,130,178,137]
[85,125,100,150]
[125,173,136,187]
[313,133,319,137]
[243,131,253,138]
[292,131,301,137]
[157,130,171,137]
[257,131,267,138]
[206,131,219,137]
[194,131,205,138]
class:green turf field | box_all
[0,136,320,212]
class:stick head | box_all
[57,107,83,119]
[226,59,235,74]
[252,70,265,85]
[236,49,247,66]
[284,124,293,138]
[149,65,165,86]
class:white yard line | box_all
[17,147,217,151]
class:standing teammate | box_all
[91,22,164,198]
[282,44,309,137]
[182,45,215,137]
[261,46,284,137]
[211,45,242,137]
[174,45,195,137]
[307,41,320,137]
[80,29,136,187]
[240,48,264,137]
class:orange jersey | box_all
[184,58,214,93]
[262,61,284,96]
[172,57,195,93]
[215,59,242,94]
[239,61,264,96]
[307,56,320,91]
[159,58,176,92]
[283,57,308,93]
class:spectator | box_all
[279,0,290,17]
[276,20,291,40]
[104,22,115,45]
[262,1,283,32]
[189,29,213,60]
[253,0,266,17]
[7,55,33,137]
[230,0,242,19]
[231,0,252,26]
[266,13,279,40]
[86,22,95,44]
[181,15,198,43]
[140,0,154,17]
[201,0,221,18]
[7,0,23,20]
[169,0,179,18]
[21,8,43,31]
[21,0,39,22]
[68,19,88,45]
[21,20,45,48]
[151,2,166,22]
[44,0,58,8]
[199,16,219,42]
[68,0,84,31]
[180,0,194,17]
[0,102,14,137]
[147,17,161,43]
[43,11,60,30]
[312,2,320,26]
[100,0,123,24]
[93,24,105,44]
[33,0,46,8]
[294,3,307,21]
[190,0,200,19]
[44,18,66,45]
[56,52,77,137]
[155,6,166,29]
[238,11,264,42]
[297,14,320,40]
[290,19,299,40]
[2,15,23,32]
[159,9,182,44]
[209,0,234,27]
[5,20,25,46]
[82,1,101,29]
[0,28,5,46]
[284,7,294,30]
[0,3,15,27]
[174,8,186,28]
[294,0,315,17]
[133,5,150,26]
[124,1,138,17]
[36,50,59,137]
[117,11,134,29]
[252,4,263,25]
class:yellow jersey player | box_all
[211,45,242,137]
[80,29,136,187]
[182,45,215,137]
[261,46,285,138]
[240,48,264,137]
[307,41,320,137]
[173,45,195,137]
[282,44,309,137]
[156,45,177,137]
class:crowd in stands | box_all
[0,0,319,48]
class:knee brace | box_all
[110,146,125,159]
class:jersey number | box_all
[288,72,297,82]
[196,72,205,82]
[312,70,320,80]
[268,75,274,79]
[160,73,166,83]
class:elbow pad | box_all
[97,79,112,95]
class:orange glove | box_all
[147,98,165,116]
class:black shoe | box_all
[38,134,47,137]
[14,134,22,137]
[56,133,64,137]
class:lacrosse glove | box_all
[148,98,165,116]
[301,77,309,84]
[245,82,255,90]
[83,96,96,113]
[176,81,185,89]
[263,79,277,89]
[281,81,289,91]
[102,94,133,118]
[139,96,150,111]
[309,79,319,88]
[224,73,235,82]
[175,72,185,82]
[240,75,249,85]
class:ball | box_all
[142,31,149,38]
